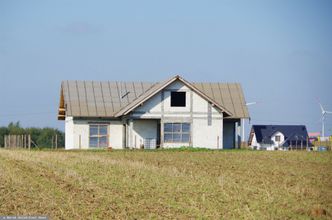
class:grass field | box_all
[0,149,331,219]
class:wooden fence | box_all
[3,134,59,149]
[4,134,31,149]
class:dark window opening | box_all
[275,135,281,142]
[171,92,186,107]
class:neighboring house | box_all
[308,132,320,143]
[248,125,309,150]
[58,75,249,150]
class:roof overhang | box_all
[58,85,66,120]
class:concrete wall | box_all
[64,117,123,150]
[135,92,162,114]
[109,121,124,149]
[192,118,223,149]
[73,120,89,149]
[132,80,224,149]
[131,120,158,149]
[65,118,90,149]
[65,117,74,149]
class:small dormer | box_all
[271,131,285,145]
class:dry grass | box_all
[0,149,331,219]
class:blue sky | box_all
[0,0,332,136]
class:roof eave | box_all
[57,83,66,120]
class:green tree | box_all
[0,122,65,148]
[7,121,25,134]
[0,126,9,147]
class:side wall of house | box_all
[249,133,262,149]
[192,118,223,149]
[65,117,124,149]
[65,117,74,149]
[109,121,123,149]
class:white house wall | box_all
[132,80,224,148]
[65,117,74,149]
[65,117,123,150]
[249,133,258,148]
[249,133,263,150]
[65,117,89,149]
[132,120,158,149]
[109,121,124,149]
[192,118,223,149]
[271,131,285,147]
[249,131,286,150]
[135,93,162,113]
[73,120,89,149]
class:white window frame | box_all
[89,124,109,148]
[164,123,190,143]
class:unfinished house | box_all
[58,75,249,149]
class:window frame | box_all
[275,135,281,142]
[164,122,191,143]
[89,124,109,148]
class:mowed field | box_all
[0,149,331,219]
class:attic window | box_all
[275,135,281,142]
[171,92,186,107]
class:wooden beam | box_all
[58,115,65,120]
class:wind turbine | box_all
[241,102,258,143]
[318,102,332,137]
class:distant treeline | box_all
[0,122,64,148]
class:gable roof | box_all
[115,75,233,117]
[249,125,309,146]
[58,75,249,120]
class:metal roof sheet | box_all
[192,82,249,119]
[58,76,249,119]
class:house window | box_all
[171,92,186,107]
[164,123,190,143]
[275,135,281,142]
[89,124,108,148]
